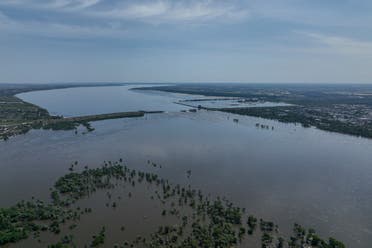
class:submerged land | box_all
[136,84,372,139]
[3,83,372,140]
[2,82,371,247]
[0,159,345,248]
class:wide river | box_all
[1,85,371,247]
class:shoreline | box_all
[0,83,165,141]
[137,85,372,139]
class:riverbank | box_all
[216,106,372,139]
[136,84,372,139]
[0,108,162,140]
[1,98,369,246]
[0,83,162,140]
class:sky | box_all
[0,0,371,84]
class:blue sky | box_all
[0,0,371,83]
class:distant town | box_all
[138,84,372,139]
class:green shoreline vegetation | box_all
[217,106,372,138]
[0,83,161,141]
[136,84,372,139]
[0,159,346,247]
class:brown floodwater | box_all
[1,86,371,247]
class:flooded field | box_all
[177,98,290,109]
[1,86,371,247]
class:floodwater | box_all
[1,85,372,247]
[17,85,289,116]
[178,98,290,109]
[17,85,205,116]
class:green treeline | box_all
[0,160,346,247]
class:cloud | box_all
[248,0,372,28]
[97,1,249,23]
[0,10,15,26]
[0,0,249,39]
[0,0,101,10]
[1,0,371,27]
[0,0,248,23]
[302,32,372,56]
[0,10,127,39]
[48,0,102,10]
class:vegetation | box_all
[136,84,372,139]
[221,106,372,138]
[0,83,112,132]
[0,159,346,247]
[0,83,158,140]
[91,227,106,247]
[0,84,164,140]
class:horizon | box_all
[2,82,372,86]
[1,3,372,246]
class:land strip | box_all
[1,109,162,140]
[137,84,372,139]
[0,83,161,140]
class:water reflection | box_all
[17,85,202,116]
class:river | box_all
[1,85,371,247]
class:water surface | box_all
[3,85,372,247]
[17,85,200,116]
[179,98,290,109]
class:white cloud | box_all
[248,0,372,28]
[90,1,249,24]
[303,32,372,56]
[0,0,248,23]
[0,0,249,38]
[1,0,371,27]
[45,0,102,10]
[0,0,101,10]
[98,1,170,19]
[0,10,127,38]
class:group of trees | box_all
[0,159,347,247]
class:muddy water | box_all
[1,86,371,247]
